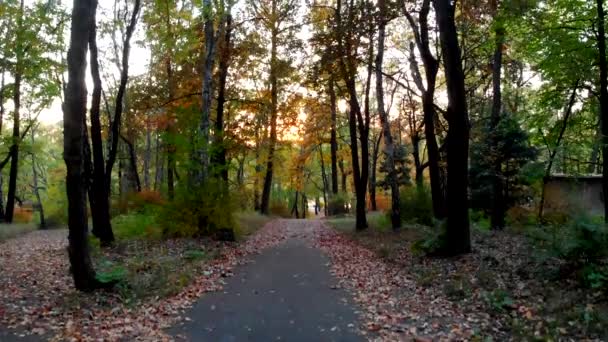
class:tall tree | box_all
[404,0,446,219]
[255,0,300,215]
[87,0,114,245]
[333,0,371,230]
[434,0,471,255]
[375,0,400,230]
[596,0,608,223]
[63,0,101,291]
[5,0,25,223]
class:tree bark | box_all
[405,0,446,219]
[0,72,5,221]
[334,0,368,230]
[376,0,400,229]
[197,0,217,184]
[435,0,471,255]
[105,0,141,195]
[30,125,45,228]
[329,75,339,195]
[88,5,114,245]
[319,145,329,216]
[490,7,506,230]
[369,132,382,211]
[164,2,175,200]
[260,0,280,215]
[212,11,232,183]
[5,0,24,224]
[597,0,608,223]
[63,0,102,291]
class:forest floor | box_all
[325,214,608,341]
[1,217,607,341]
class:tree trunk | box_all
[261,0,279,215]
[319,145,329,216]
[490,8,506,230]
[301,193,307,219]
[105,0,141,195]
[329,75,339,195]
[5,0,24,224]
[0,72,5,221]
[30,126,46,228]
[164,3,175,200]
[538,82,579,221]
[63,0,102,291]
[435,0,471,255]
[121,134,141,192]
[291,191,300,218]
[88,6,114,245]
[197,0,217,184]
[597,0,608,223]
[212,11,232,183]
[143,117,151,189]
[369,132,382,211]
[376,0,400,229]
[405,0,446,219]
[339,158,347,194]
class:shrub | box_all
[112,210,162,240]
[470,209,491,231]
[158,182,238,238]
[327,193,348,216]
[12,207,33,223]
[411,220,447,256]
[506,206,536,227]
[530,216,608,290]
[269,199,291,218]
[399,185,433,226]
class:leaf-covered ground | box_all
[318,220,608,341]
[2,218,607,341]
[0,221,287,341]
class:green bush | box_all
[327,193,348,216]
[530,216,608,290]
[158,182,238,238]
[112,210,162,240]
[269,199,291,218]
[470,210,491,231]
[399,185,434,226]
[411,220,447,256]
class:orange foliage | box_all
[135,190,165,206]
[13,207,33,223]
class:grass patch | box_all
[112,210,163,240]
[235,211,272,240]
[0,223,38,242]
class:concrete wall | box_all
[544,176,604,216]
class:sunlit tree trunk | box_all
[260,0,279,215]
[63,0,102,291]
[405,0,446,219]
